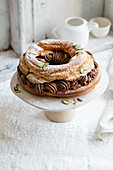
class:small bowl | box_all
[89,17,111,38]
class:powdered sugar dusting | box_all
[21,40,95,83]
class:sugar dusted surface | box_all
[23,44,94,83]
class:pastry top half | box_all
[17,39,101,97]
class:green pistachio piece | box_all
[77,48,83,50]
[78,50,83,54]
[37,62,49,69]
[14,86,18,91]
[72,44,77,47]
[62,100,70,105]
[75,50,83,56]
[78,67,84,74]
[14,84,21,93]
[15,90,21,93]
[21,75,25,79]
[76,44,81,48]
[75,50,79,54]
[77,98,83,102]
[37,62,45,68]
[42,62,49,69]
[73,98,78,103]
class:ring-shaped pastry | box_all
[17,39,101,97]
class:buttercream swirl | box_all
[57,80,70,91]
[70,80,79,90]
[44,83,57,94]
[78,76,88,86]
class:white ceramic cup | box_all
[89,17,111,38]
[52,16,98,47]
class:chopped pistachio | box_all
[73,44,81,48]
[77,98,83,102]
[37,62,49,69]
[15,90,21,93]
[42,62,49,69]
[75,50,79,54]
[62,100,70,105]
[73,98,78,103]
[78,67,84,74]
[14,84,21,93]
[73,98,78,105]
[72,44,77,47]
[37,62,45,68]
[78,50,83,54]
[75,50,83,56]
[15,83,19,88]
[21,75,25,79]
[77,48,83,50]
[14,86,18,91]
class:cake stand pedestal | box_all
[45,109,76,123]
[10,65,108,123]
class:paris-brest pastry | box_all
[17,39,101,97]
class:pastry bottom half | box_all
[17,62,101,97]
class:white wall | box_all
[33,0,104,41]
[10,0,25,56]
[0,0,10,50]
[24,0,33,43]
[1,0,113,55]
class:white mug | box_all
[89,17,111,38]
[52,16,98,47]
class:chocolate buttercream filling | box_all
[37,50,71,65]
[44,83,57,94]
[17,60,98,94]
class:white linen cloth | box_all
[98,54,113,141]
[0,49,113,170]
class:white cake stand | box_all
[10,65,108,123]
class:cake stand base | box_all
[45,109,76,123]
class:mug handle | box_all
[52,26,60,38]
[87,22,99,32]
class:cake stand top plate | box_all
[10,65,108,112]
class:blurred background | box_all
[0,0,113,55]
